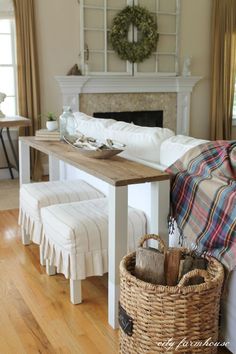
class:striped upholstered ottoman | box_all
[40,198,147,304]
[19,180,105,249]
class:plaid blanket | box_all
[166,140,236,271]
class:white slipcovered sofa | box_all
[73,111,207,168]
[61,112,233,353]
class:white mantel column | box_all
[177,91,191,135]
[62,93,80,112]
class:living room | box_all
[0,0,235,353]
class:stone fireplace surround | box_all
[55,75,201,135]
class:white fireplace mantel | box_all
[55,75,202,135]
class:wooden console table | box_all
[19,136,170,329]
[0,116,31,179]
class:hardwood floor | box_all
[0,209,232,353]
[0,209,118,354]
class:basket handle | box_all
[178,269,211,287]
[138,234,167,253]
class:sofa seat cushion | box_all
[160,135,208,167]
[19,179,104,244]
[106,121,174,164]
[41,198,147,280]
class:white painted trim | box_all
[108,185,128,329]
[19,140,30,186]
[55,75,201,94]
[0,18,18,116]
[55,75,202,135]
[0,12,14,19]
[177,91,191,135]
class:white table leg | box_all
[49,156,60,181]
[19,140,30,186]
[70,279,82,304]
[150,180,170,246]
[108,185,128,329]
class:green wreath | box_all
[110,5,159,63]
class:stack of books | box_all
[35,129,60,141]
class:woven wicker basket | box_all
[119,234,224,354]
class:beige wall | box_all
[35,0,212,139]
[179,0,212,139]
[35,0,80,126]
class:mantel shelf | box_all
[55,75,202,95]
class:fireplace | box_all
[55,75,202,135]
[80,92,175,131]
[93,110,163,127]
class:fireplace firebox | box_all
[93,110,163,127]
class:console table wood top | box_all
[19,136,169,186]
[0,116,31,128]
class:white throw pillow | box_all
[160,135,208,167]
[73,112,116,140]
[105,121,175,164]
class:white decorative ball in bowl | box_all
[46,120,58,131]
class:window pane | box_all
[107,9,120,29]
[85,31,104,51]
[159,0,176,12]
[158,55,175,72]
[0,67,15,95]
[107,52,127,72]
[158,15,176,33]
[158,35,176,53]
[138,0,156,12]
[107,0,126,9]
[0,34,12,64]
[88,52,104,72]
[84,8,104,29]
[84,0,103,6]
[0,19,11,34]
[137,55,156,73]
[0,96,16,116]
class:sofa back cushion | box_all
[160,135,208,167]
[105,121,175,164]
[74,112,175,164]
[74,112,116,140]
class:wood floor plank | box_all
[0,303,26,354]
[0,209,231,354]
[0,209,118,353]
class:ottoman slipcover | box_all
[41,198,147,280]
[19,180,104,244]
